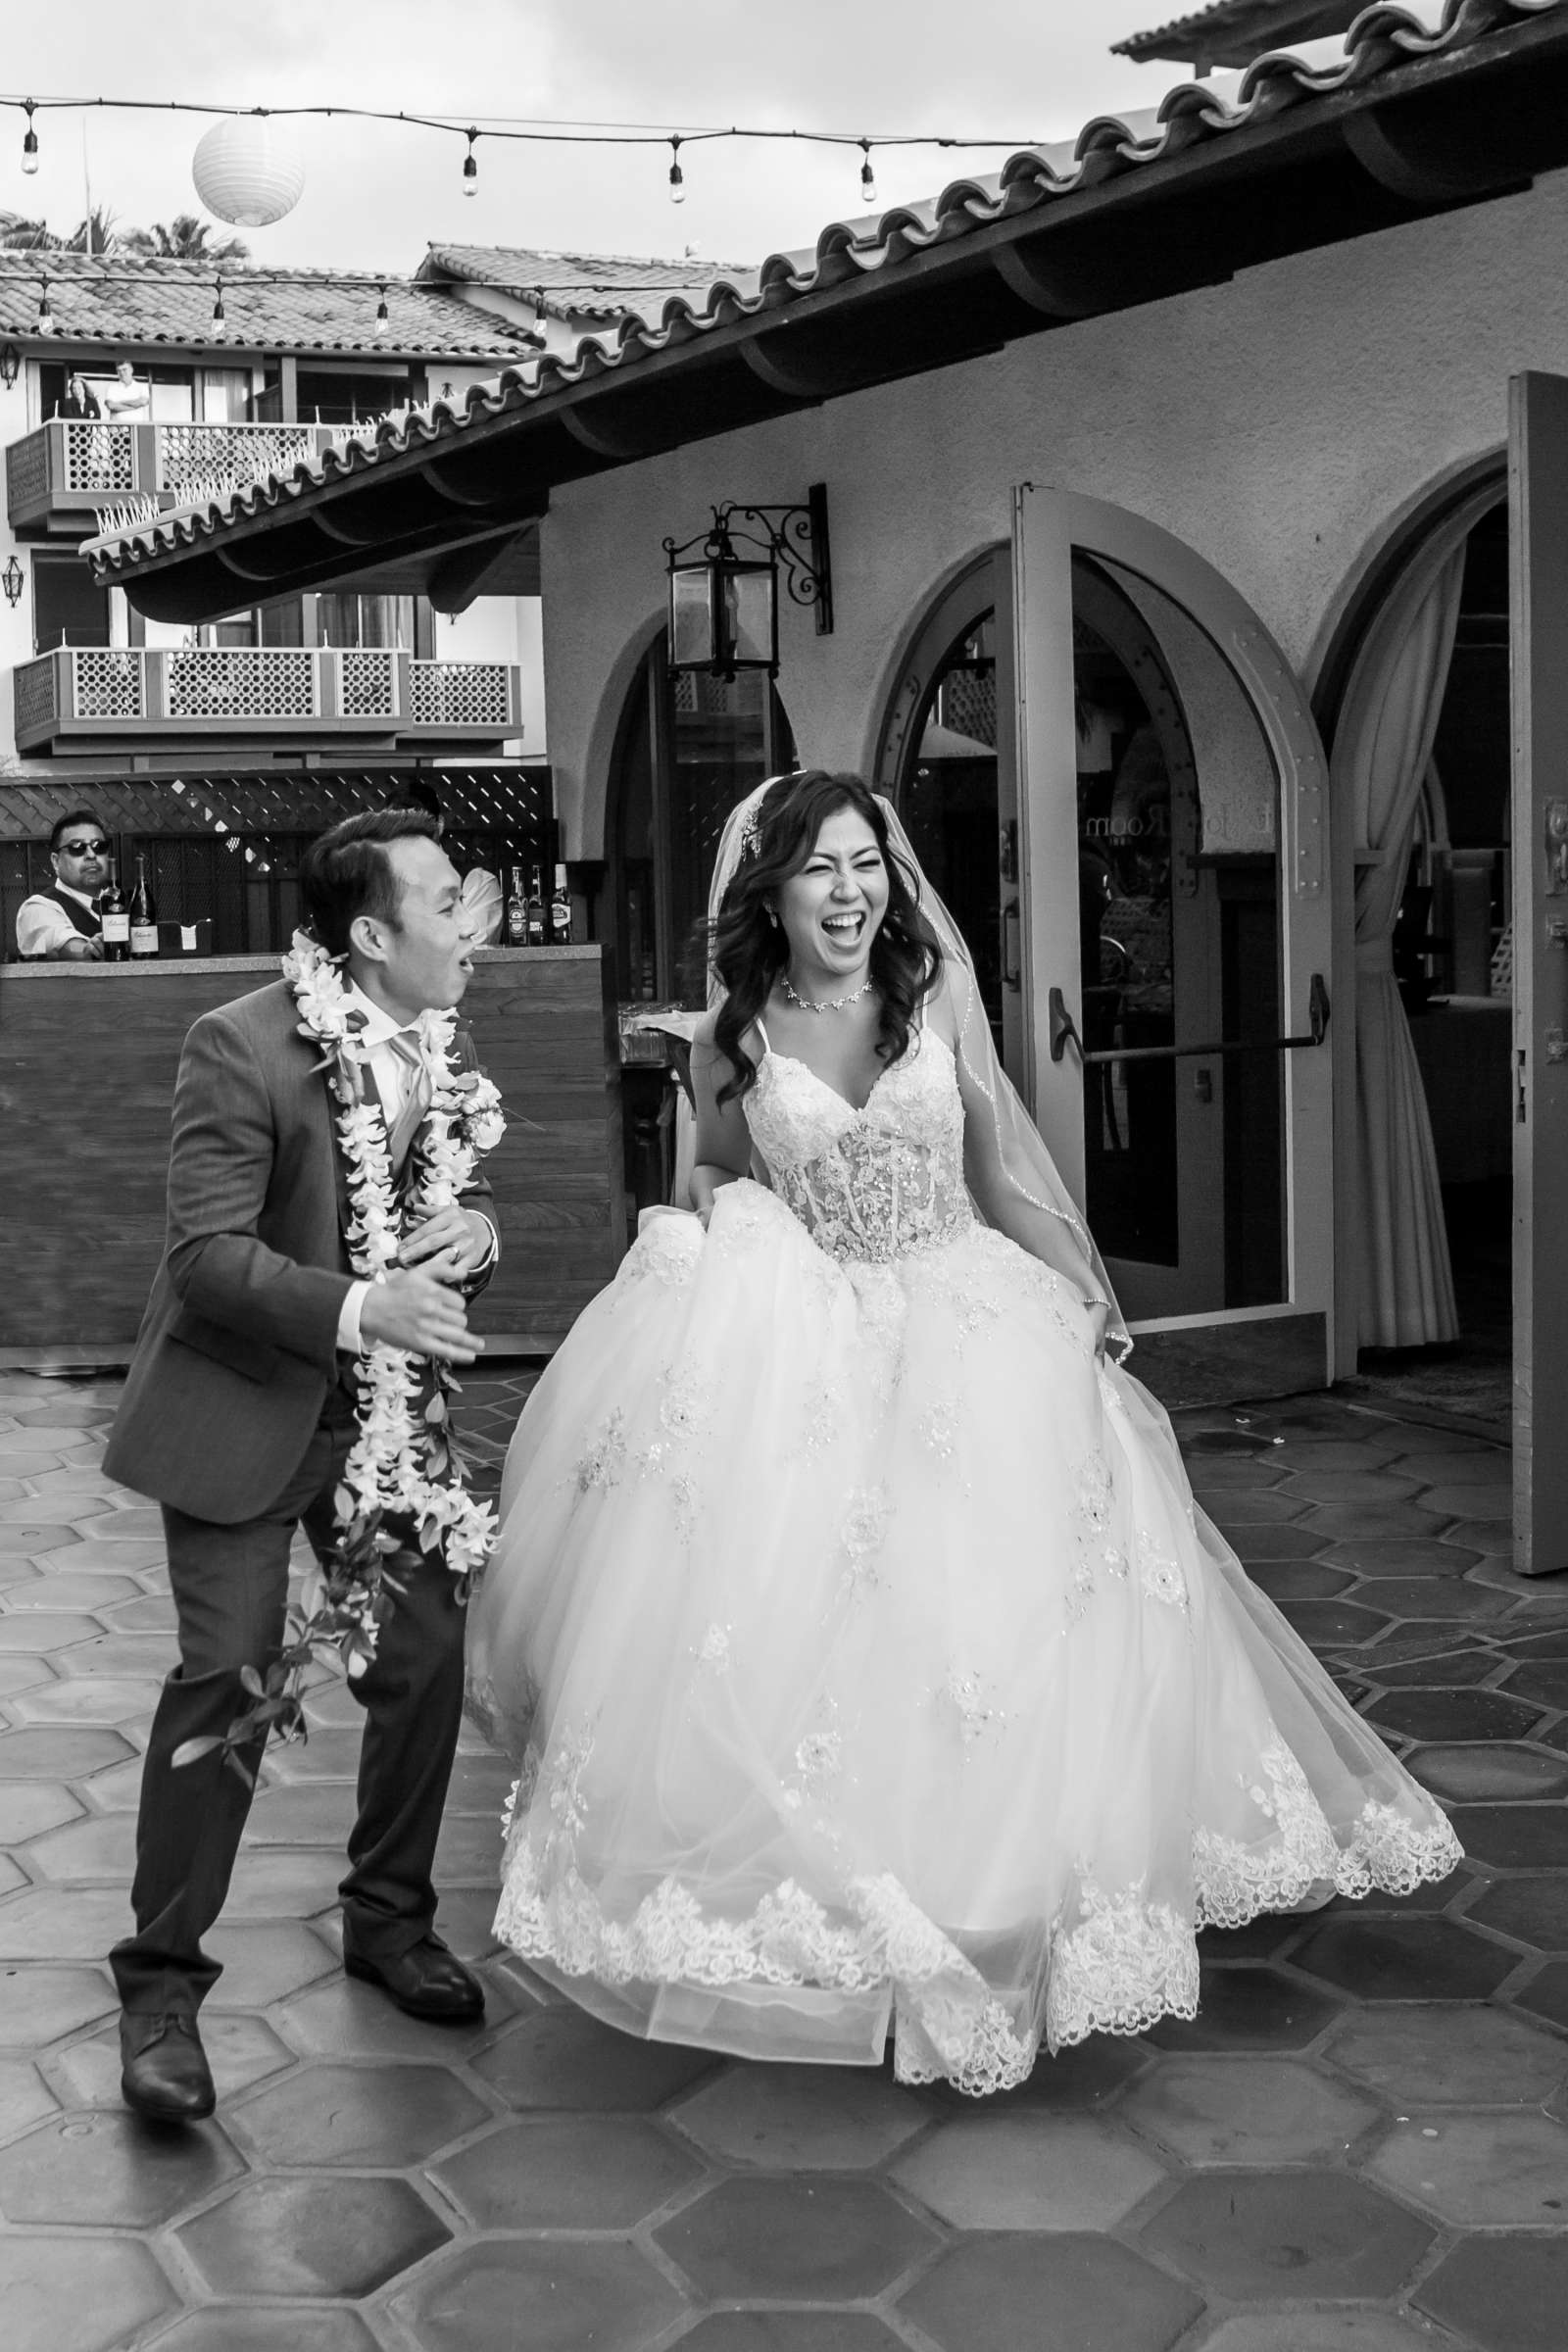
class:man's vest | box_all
[39,885,101,940]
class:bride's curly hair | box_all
[705,771,943,1105]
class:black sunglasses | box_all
[58,839,109,857]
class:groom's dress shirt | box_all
[334,981,498,1356]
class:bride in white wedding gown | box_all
[467,770,1460,2095]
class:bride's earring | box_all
[765,906,780,929]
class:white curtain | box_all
[1337,546,1465,1348]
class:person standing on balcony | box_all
[100,360,150,418]
[16,810,109,959]
[61,373,102,419]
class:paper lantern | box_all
[191,118,306,228]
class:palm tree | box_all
[64,206,123,256]
[0,212,60,250]
[122,215,249,264]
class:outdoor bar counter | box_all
[0,946,627,1363]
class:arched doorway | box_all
[1009,489,1335,1395]
[1316,470,1509,1420]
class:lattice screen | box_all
[410,662,512,730]
[72,651,144,721]
[165,649,317,722]
[337,650,399,719]
[61,421,134,495]
[157,424,314,498]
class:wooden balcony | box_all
[6,418,339,536]
[12,646,523,752]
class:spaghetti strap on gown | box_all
[467,1027,1460,2094]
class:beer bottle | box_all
[505,865,528,945]
[525,864,546,949]
[549,863,571,947]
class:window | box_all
[316,593,416,652]
[32,553,111,653]
[295,367,423,425]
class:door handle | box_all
[1050,974,1330,1064]
[1002,899,1021,990]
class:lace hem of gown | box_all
[1189,1738,1464,1932]
[494,1752,1462,2094]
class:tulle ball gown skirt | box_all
[467,1181,1461,2096]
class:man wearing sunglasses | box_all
[16,809,110,960]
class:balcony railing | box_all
[6,418,340,534]
[12,647,523,752]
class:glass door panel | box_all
[903,612,1004,1052]
[1070,554,1286,1315]
[609,638,795,1004]
[1014,490,1308,1334]
[880,550,1023,1087]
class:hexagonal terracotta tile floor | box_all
[4,1371,1568,2350]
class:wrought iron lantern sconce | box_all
[663,484,833,680]
[0,342,20,390]
[1,554,24,608]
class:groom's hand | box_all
[398,1204,490,1280]
[360,1268,482,1361]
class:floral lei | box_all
[184,933,507,1780]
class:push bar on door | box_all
[1049,973,1330,1065]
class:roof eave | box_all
[1112,0,1361,69]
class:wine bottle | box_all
[97,864,130,960]
[525,863,546,949]
[129,850,159,957]
[549,863,571,947]
[505,865,528,946]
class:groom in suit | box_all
[105,809,499,2124]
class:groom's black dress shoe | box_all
[120,2013,216,2125]
[344,1939,485,2022]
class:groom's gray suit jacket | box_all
[105,979,494,1525]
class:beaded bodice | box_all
[747,1027,973,1265]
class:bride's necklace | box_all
[780,969,875,1014]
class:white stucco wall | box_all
[541,164,1568,858]
[0,367,35,773]
[431,593,544,757]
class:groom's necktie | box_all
[384,1031,434,1175]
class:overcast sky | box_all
[3,0,1240,280]
[4,1,1450,282]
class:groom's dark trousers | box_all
[105,979,492,2016]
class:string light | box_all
[0,91,1041,159]
[21,98,37,175]
[210,275,226,338]
[373,279,390,337]
[462,127,478,197]
[35,273,51,331]
[668,134,684,205]
[859,139,876,206]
